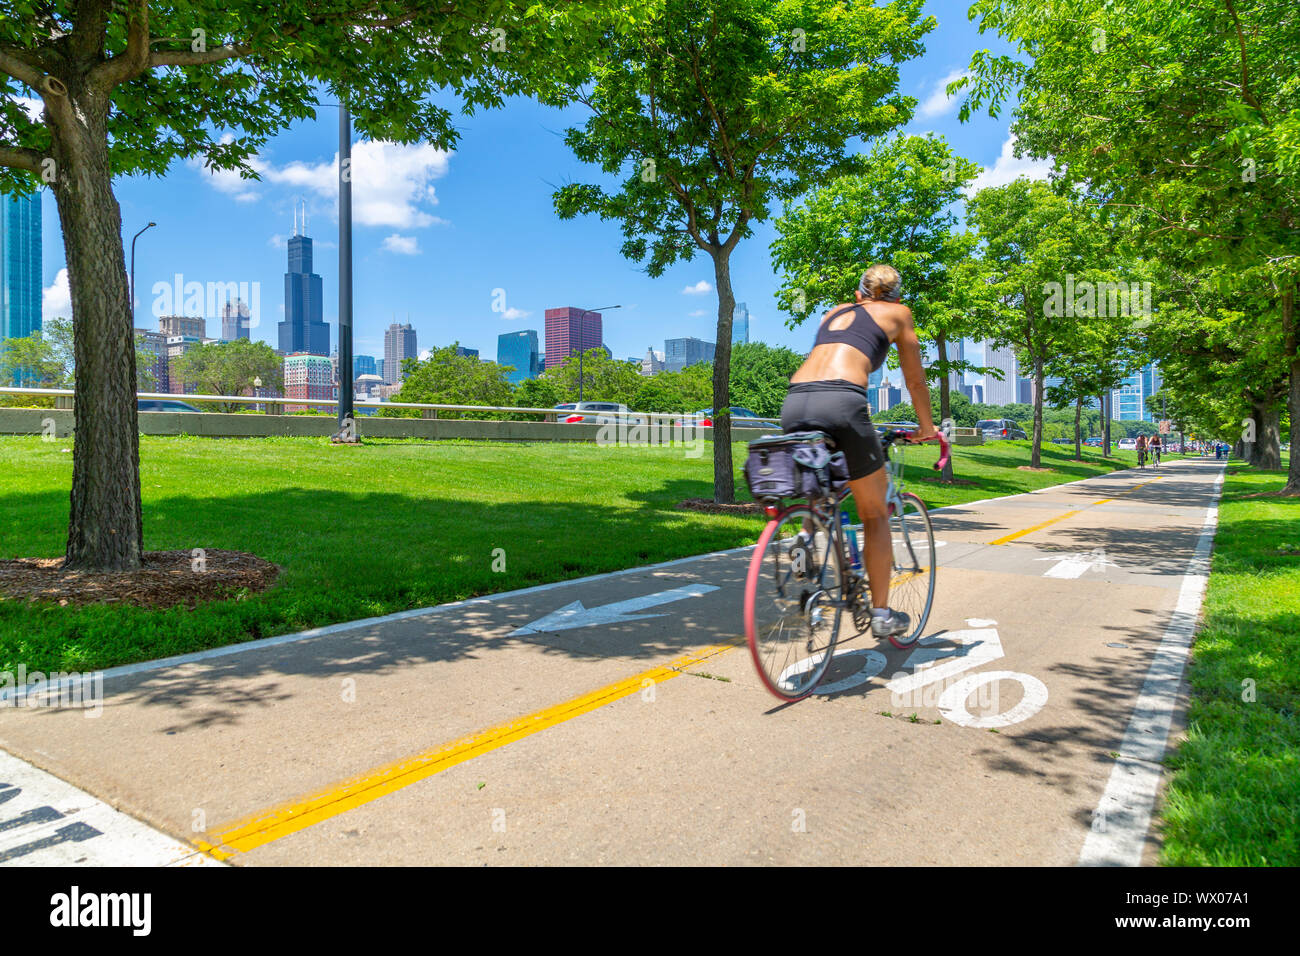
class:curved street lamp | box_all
[130,221,156,326]
[574,304,621,402]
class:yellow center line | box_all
[990,474,1165,545]
[194,639,741,860]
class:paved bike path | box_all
[0,459,1224,865]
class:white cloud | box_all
[381,234,420,255]
[42,268,71,323]
[917,70,972,120]
[682,280,713,295]
[501,307,531,320]
[967,134,1054,195]
[689,309,707,317]
[196,140,453,230]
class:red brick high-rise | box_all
[544,307,603,371]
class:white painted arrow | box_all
[1034,548,1119,579]
[509,584,720,636]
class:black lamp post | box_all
[130,221,156,327]
[574,304,620,402]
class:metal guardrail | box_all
[0,387,779,427]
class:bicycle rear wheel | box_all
[886,491,936,648]
[744,504,845,701]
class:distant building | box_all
[284,352,335,411]
[641,347,665,376]
[164,335,201,394]
[354,373,384,401]
[545,307,603,371]
[384,323,417,385]
[732,302,750,345]
[375,358,384,382]
[947,338,964,395]
[353,354,377,379]
[498,330,540,385]
[1,191,42,385]
[664,336,715,373]
[982,342,1018,406]
[221,298,251,341]
[1112,362,1161,421]
[278,208,329,356]
[454,346,479,359]
[159,314,205,339]
[135,329,167,392]
[1017,377,1033,405]
[959,382,984,405]
[871,380,903,416]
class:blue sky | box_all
[39,1,1044,379]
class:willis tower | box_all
[278,201,330,355]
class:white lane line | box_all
[1077,464,1226,867]
[0,750,222,867]
[2,460,1224,702]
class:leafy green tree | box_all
[964,179,1119,467]
[391,344,515,419]
[0,0,622,570]
[512,376,566,416]
[554,0,934,502]
[771,133,984,479]
[0,319,71,386]
[170,338,282,411]
[728,342,803,418]
[541,349,644,407]
[960,0,1300,490]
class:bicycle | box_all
[1137,447,1147,468]
[743,429,951,702]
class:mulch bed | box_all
[913,475,979,486]
[1016,466,1057,473]
[0,550,279,610]
[678,497,766,516]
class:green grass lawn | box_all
[1159,464,1300,866]
[1,435,1145,672]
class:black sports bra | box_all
[811,304,890,371]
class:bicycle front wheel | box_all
[887,492,936,648]
[744,504,845,701]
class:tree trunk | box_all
[1031,352,1044,467]
[936,332,953,482]
[1283,289,1300,493]
[710,250,736,503]
[1074,395,1082,460]
[1254,402,1282,470]
[1101,391,1111,456]
[47,81,144,571]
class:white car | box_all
[1118,438,1137,450]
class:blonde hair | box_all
[858,264,901,302]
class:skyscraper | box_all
[498,330,540,384]
[947,338,964,395]
[278,206,329,356]
[384,322,417,385]
[641,347,665,376]
[283,352,335,411]
[732,302,750,344]
[1,191,42,384]
[544,307,603,371]
[221,298,251,341]
[1112,362,1162,420]
[353,354,378,379]
[664,336,715,372]
[982,342,1018,406]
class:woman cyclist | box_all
[1148,432,1162,467]
[1135,433,1148,468]
[780,264,937,640]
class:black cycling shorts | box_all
[780,380,885,480]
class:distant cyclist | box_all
[1149,433,1162,467]
[781,264,937,640]
[1135,433,1148,467]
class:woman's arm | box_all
[894,311,937,439]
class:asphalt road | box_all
[0,457,1225,866]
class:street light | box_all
[574,304,621,402]
[130,222,156,327]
